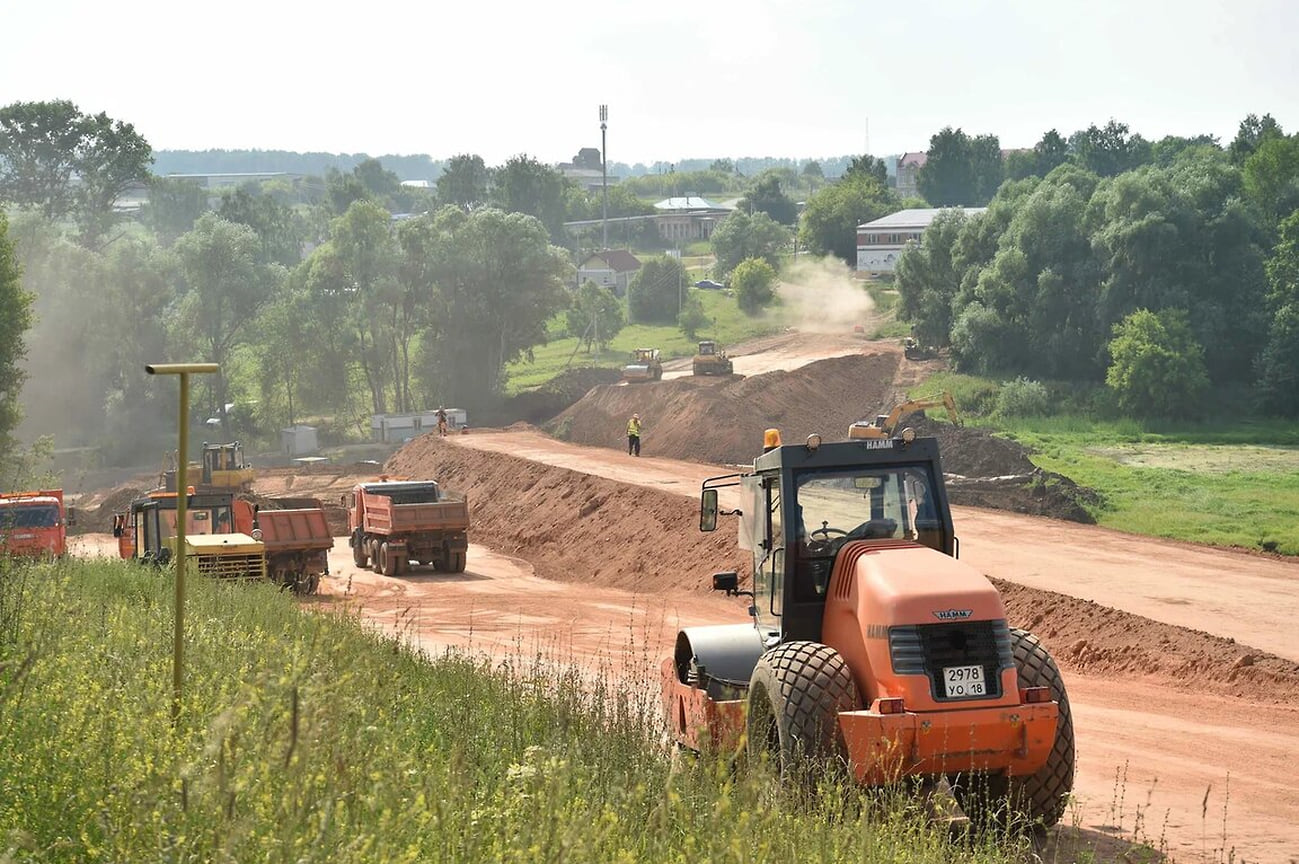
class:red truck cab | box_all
[0,489,74,559]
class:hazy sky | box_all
[4,0,1296,166]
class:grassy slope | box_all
[916,372,1299,555]
[505,289,778,393]
[0,558,1026,864]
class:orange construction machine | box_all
[112,490,331,594]
[661,421,1074,828]
[345,479,470,575]
[0,489,75,559]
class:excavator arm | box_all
[849,392,963,439]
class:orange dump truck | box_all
[0,489,74,559]
[662,423,1074,828]
[345,479,469,575]
[244,501,332,595]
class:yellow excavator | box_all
[848,392,962,440]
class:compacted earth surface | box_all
[71,331,1299,864]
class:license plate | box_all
[943,665,986,697]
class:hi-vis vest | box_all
[627,418,642,436]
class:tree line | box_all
[895,114,1299,417]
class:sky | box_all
[4,0,1297,167]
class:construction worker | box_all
[627,413,643,457]
[436,406,448,438]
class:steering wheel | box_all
[809,525,848,542]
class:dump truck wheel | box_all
[951,627,1075,831]
[380,542,399,577]
[746,641,859,786]
[448,550,466,573]
[352,538,368,568]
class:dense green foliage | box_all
[731,257,778,315]
[568,280,626,351]
[799,173,899,265]
[897,123,1299,416]
[0,100,153,246]
[1105,309,1209,418]
[0,214,33,469]
[0,559,1030,864]
[917,127,1004,206]
[628,256,688,324]
[709,210,789,278]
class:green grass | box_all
[0,558,1032,864]
[505,290,777,393]
[908,372,1299,555]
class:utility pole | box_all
[600,104,609,251]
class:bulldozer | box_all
[661,411,1074,829]
[161,441,255,493]
[903,336,937,361]
[621,347,663,382]
[691,340,734,376]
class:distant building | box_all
[558,147,618,193]
[576,249,642,296]
[895,153,928,200]
[856,207,986,274]
[371,410,467,443]
[280,425,319,458]
[163,172,301,189]
[653,197,732,243]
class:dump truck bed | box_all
[361,496,470,535]
[257,507,334,553]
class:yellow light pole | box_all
[146,362,219,725]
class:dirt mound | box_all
[74,484,151,534]
[547,352,1096,523]
[549,353,900,465]
[995,578,1299,706]
[385,435,748,594]
[380,435,1299,708]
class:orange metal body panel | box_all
[660,659,746,752]
[0,489,68,559]
[256,508,333,553]
[821,542,1013,709]
[839,702,1057,784]
[352,490,470,537]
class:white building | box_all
[280,425,319,457]
[371,409,468,443]
[856,207,986,274]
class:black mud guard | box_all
[674,623,766,702]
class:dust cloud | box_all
[773,256,875,332]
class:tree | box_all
[740,172,798,225]
[1069,119,1152,177]
[710,158,735,174]
[142,176,209,245]
[731,257,777,315]
[323,167,369,215]
[354,158,401,200]
[801,161,824,182]
[567,280,625,351]
[799,173,898,264]
[1258,210,1299,415]
[417,207,571,413]
[895,209,973,346]
[918,127,975,206]
[437,153,490,209]
[491,155,570,238]
[1242,135,1299,225]
[628,256,687,324]
[0,214,34,466]
[174,214,281,428]
[1105,308,1209,418]
[844,155,887,187]
[677,293,710,339]
[1033,129,1071,176]
[1229,113,1283,165]
[710,210,790,277]
[969,134,1005,203]
[218,187,303,267]
[0,100,152,244]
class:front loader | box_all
[661,420,1074,828]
